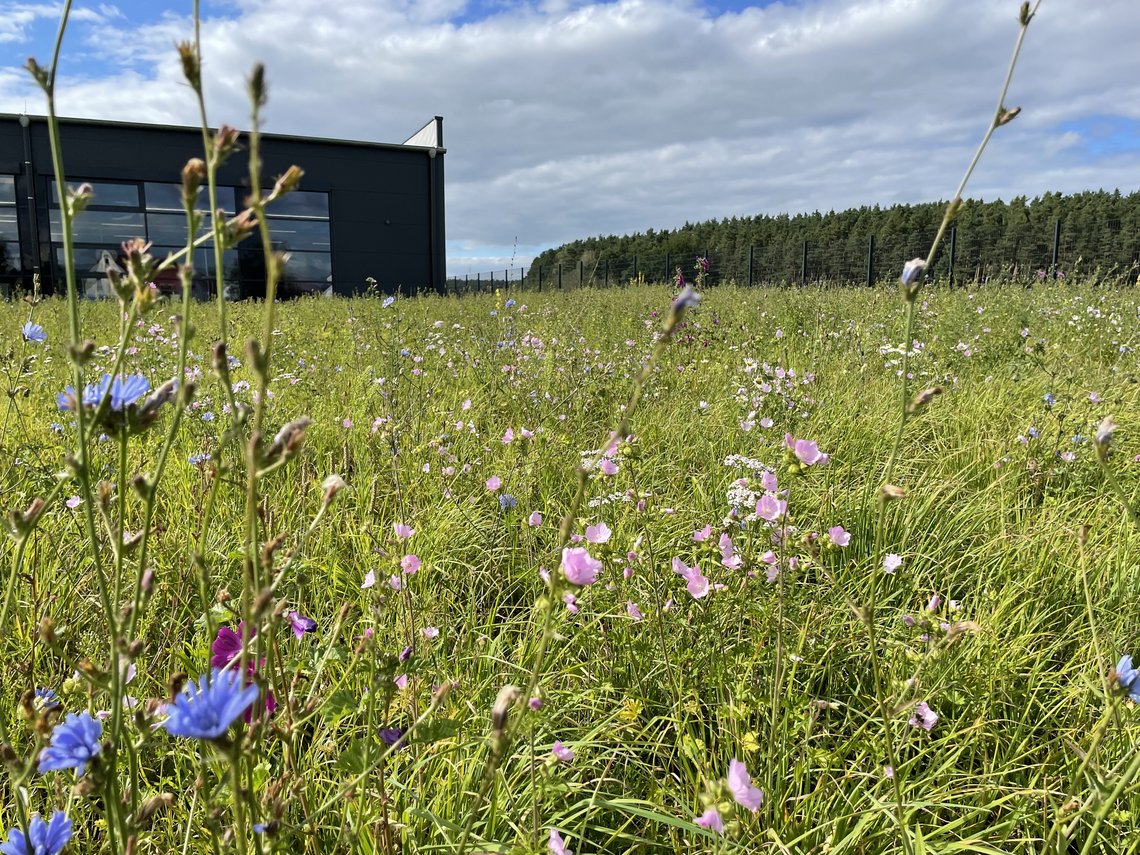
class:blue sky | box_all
[3,0,1139,275]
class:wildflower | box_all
[695,808,724,834]
[793,439,824,466]
[1115,655,1140,702]
[551,740,575,763]
[599,458,619,476]
[900,258,926,286]
[389,574,403,591]
[585,522,611,544]
[561,547,601,586]
[505,298,517,308]
[163,670,260,740]
[401,554,421,574]
[362,569,376,589]
[378,727,406,749]
[1094,416,1116,459]
[393,522,415,540]
[22,322,46,343]
[727,758,763,811]
[883,554,902,574]
[421,626,439,639]
[382,296,395,308]
[65,496,82,509]
[827,525,850,547]
[286,611,317,640]
[394,674,408,690]
[1,811,72,855]
[188,453,209,465]
[693,525,712,542]
[909,700,938,731]
[486,476,501,491]
[211,624,252,669]
[502,428,514,444]
[672,557,710,599]
[549,828,573,855]
[696,256,710,274]
[529,696,543,711]
[33,688,62,713]
[626,601,643,620]
[561,593,579,614]
[528,511,543,527]
[499,493,518,510]
[673,283,700,312]
[37,712,102,776]
[755,495,787,522]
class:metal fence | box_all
[444,218,1140,294]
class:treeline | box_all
[528,190,1140,285]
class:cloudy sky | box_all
[1,0,1138,274]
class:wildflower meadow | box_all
[5,2,1140,853]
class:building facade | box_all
[0,114,446,298]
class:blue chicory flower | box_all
[57,373,150,412]
[1,811,72,855]
[21,322,46,343]
[1116,655,1140,702]
[162,669,261,741]
[382,296,395,308]
[37,712,102,777]
[33,688,62,713]
[499,493,518,511]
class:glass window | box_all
[145,182,237,214]
[0,175,15,205]
[267,218,330,252]
[51,180,139,208]
[146,212,213,246]
[49,210,145,244]
[264,190,328,219]
[280,251,332,283]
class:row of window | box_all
[0,175,333,292]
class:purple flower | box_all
[163,669,261,740]
[286,611,317,640]
[828,526,850,547]
[1115,655,1140,702]
[548,828,573,855]
[21,322,46,343]
[909,700,939,731]
[672,557,709,599]
[551,740,575,763]
[1,811,72,855]
[695,808,724,833]
[561,547,601,586]
[37,712,102,776]
[379,727,406,749]
[727,758,763,811]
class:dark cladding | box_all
[0,114,445,298]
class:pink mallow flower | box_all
[585,522,611,544]
[528,511,543,527]
[755,494,787,522]
[393,522,415,540]
[728,758,764,811]
[883,553,902,574]
[828,525,850,547]
[486,476,502,491]
[401,554,421,575]
[551,740,575,763]
[672,557,710,599]
[599,457,619,476]
[695,808,724,834]
[626,601,643,621]
[719,533,742,569]
[909,700,938,731]
[693,525,712,542]
[561,547,601,586]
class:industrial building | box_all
[0,114,445,298]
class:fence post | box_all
[578,259,584,287]
[557,264,562,290]
[476,272,480,291]
[604,258,608,287]
[866,234,875,288]
[1050,218,1062,279]
[665,253,670,282]
[748,246,754,288]
[633,255,638,281]
[948,226,957,287]
[800,240,808,287]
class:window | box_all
[267,218,330,252]
[49,209,146,244]
[144,182,236,214]
[0,175,18,277]
[51,180,139,208]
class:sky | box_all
[1,0,1138,275]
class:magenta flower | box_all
[211,624,252,669]
[909,700,938,731]
[599,458,619,476]
[286,611,317,640]
[761,470,778,492]
[793,439,825,465]
[695,808,724,833]
[401,554,421,574]
[393,522,415,540]
[727,758,763,811]
[551,740,575,763]
[561,547,601,586]
[585,522,611,544]
[561,592,579,614]
[827,525,850,547]
[362,569,376,589]
[502,428,514,444]
[693,525,712,542]
[485,476,502,491]
[394,674,408,690]
[718,533,742,569]
[626,601,643,620]
[672,557,709,599]
[528,510,543,526]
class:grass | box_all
[2,279,1139,853]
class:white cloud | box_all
[2,0,1139,272]
[0,2,60,43]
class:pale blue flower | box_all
[1116,654,1140,702]
[163,669,260,740]
[382,296,395,308]
[37,712,102,777]
[21,322,46,343]
[1,811,72,855]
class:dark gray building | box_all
[0,113,445,298]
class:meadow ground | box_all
[2,280,1139,854]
